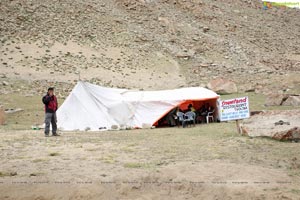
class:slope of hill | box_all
[1,0,300,95]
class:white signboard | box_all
[262,0,300,9]
[220,97,250,121]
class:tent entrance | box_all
[153,98,219,127]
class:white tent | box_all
[57,81,219,131]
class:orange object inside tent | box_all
[152,97,219,126]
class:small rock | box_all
[5,108,24,114]
[203,27,210,33]
[111,125,119,130]
[2,81,9,86]
[10,172,17,176]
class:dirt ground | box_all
[1,93,300,199]
[0,123,300,200]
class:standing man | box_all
[42,87,59,136]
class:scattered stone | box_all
[207,78,237,94]
[245,88,255,92]
[0,0,298,93]
[240,85,255,93]
[2,81,9,86]
[5,108,24,114]
[111,125,119,130]
[203,27,210,33]
[10,172,17,176]
[274,120,290,126]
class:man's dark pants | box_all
[45,112,57,135]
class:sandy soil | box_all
[1,124,300,200]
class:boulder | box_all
[241,110,300,141]
[207,78,237,94]
[273,127,300,141]
[282,95,300,107]
[265,94,300,107]
[0,107,5,125]
[265,94,289,106]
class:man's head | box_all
[48,87,54,96]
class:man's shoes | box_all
[52,133,60,136]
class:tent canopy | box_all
[57,81,219,131]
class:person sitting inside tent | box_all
[187,103,198,123]
[199,103,207,115]
[206,104,215,123]
[197,103,209,123]
[188,104,196,112]
[166,107,178,127]
[198,103,214,123]
[207,104,214,113]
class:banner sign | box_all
[220,97,250,121]
[262,1,300,9]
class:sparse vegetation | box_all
[32,158,48,163]
[98,154,117,164]
[290,189,300,194]
[0,171,17,177]
[121,147,135,153]
[123,162,151,169]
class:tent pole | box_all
[236,120,242,134]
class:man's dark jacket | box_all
[42,95,58,113]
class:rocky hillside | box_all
[1,0,300,96]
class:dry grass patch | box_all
[0,171,17,177]
[98,154,117,164]
[123,162,152,169]
[32,158,49,163]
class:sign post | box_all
[219,97,250,134]
[236,120,241,134]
